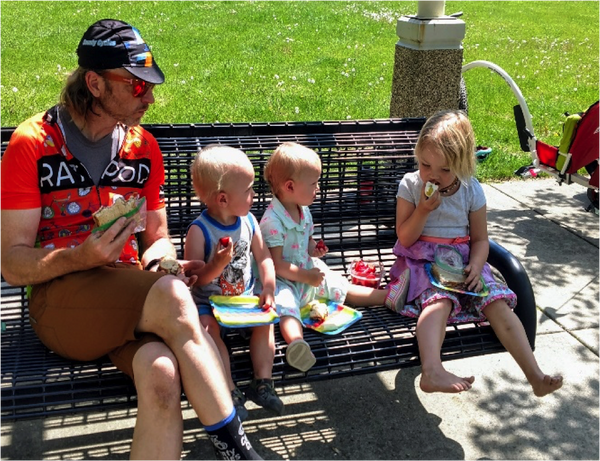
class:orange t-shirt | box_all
[1,107,166,264]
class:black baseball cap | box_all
[77,19,164,84]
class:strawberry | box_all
[316,239,326,251]
[219,236,231,246]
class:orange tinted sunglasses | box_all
[100,71,154,98]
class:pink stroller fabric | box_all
[536,101,599,188]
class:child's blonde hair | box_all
[414,110,476,183]
[191,144,253,202]
[264,142,321,196]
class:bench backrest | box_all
[141,119,424,275]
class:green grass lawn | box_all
[1,1,598,181]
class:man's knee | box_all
[133,342,181,408]
[145,276,199,333]
[150,275,193,307]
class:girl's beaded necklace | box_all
[438,176,460,196]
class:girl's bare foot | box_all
[420,368,475,393]
[531,374,563,397]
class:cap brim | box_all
[126,62,165,84]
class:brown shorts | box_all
[29,263,165,379]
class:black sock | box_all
[204,408,262,460]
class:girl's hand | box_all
[311,239,328,258]
[464,262,483,292]
[306,267,325,287]
[418,184,442,212]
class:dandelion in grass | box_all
[291,76,296,80]
[295,107,299,114]
[12,87,18,92]
[346,115,351,119]
[274,74,280,80]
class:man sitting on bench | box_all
[0,19,261,460]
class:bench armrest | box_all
[488,238,537,349]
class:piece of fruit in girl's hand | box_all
[425,181,438,198]
[316,239,326,251]
[219,236,231,246]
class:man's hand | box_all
[79,217,138,266]
[181,259,206,287]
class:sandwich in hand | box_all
[157,257,184,276]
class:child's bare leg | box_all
[417,299,475,393]
[279,315,315,372]
[484,300,563,397]
[249,324,275,379]
[201,315,235,390]
[279,316,304,345]
[346,284,387,306]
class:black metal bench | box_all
[0,118,536,421]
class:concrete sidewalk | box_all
[1,178,598,460]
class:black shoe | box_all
[245,379,284,416]
[231,387,249,422]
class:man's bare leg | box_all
[136,276,261,459]
[130,342,183,460]
[137,276,231,424]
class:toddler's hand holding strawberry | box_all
[312,239,328,257]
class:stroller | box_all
[462,60,599,212]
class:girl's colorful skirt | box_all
[389,240,517,324]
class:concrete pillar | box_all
[389,2,466,118]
